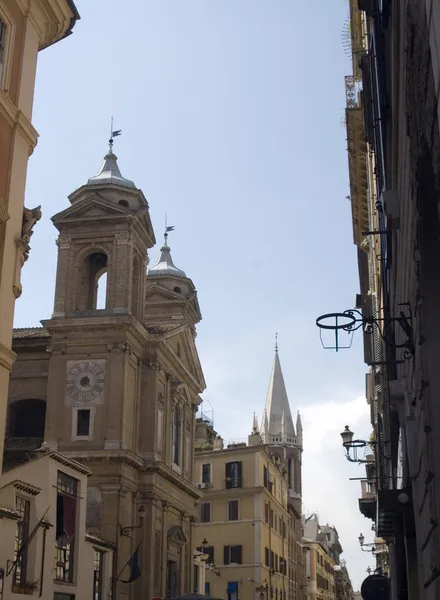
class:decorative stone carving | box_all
[146,359,161,371]
[56,237,71,250]
[21,205,42,244]
[115,232,132,245]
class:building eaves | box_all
[13,327,50,339]
[39,0,81,51]
[85,534,116,550]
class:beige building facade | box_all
[195,349,306,600]
[195,440,293,600]
[6,145,207,598]
[0,450,114,600]
[0,0,79,471]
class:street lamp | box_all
[358,533,387,553]
[120,504,146,536]
[340,426,378,463]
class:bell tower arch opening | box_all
[79,251,108,311]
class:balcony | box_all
[358,479,377,520]
[225,478,243,490]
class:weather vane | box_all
[164,214,175,245]
[109,116,122,151]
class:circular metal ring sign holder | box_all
[316,310,364,352]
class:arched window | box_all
[77,251,108,311]
[172,405,181,466]
[176,342,181,358]
[95,270,107,309]
[131,255,141,319]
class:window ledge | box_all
[12,583,37,595]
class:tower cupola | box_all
[145,226,201,329]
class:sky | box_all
[15,0,375,590]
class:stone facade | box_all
[6,148,206,599]
[0,451,114,600]
[342,1,440,599]
[0,0,79,489]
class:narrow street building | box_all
[0,0,79,490]
[195,349,306,600]
[339,0,440,599]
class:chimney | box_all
[213,436,224,451]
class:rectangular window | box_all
[228,500,239,521]
[264,502,269,523]
[54,471,78,582]
[225,461,242,489]
[76,409,90,436]
[93,550,104,600]
[264,547,270,567]
[205,582,211,596]
[0,20,6,85]
[185,434,191,474]
[172,407,181,466]
[202,463,211,484]
[227,581,239,600]
[157,408,164,452]
[269,508,274,528]
[200,502,211,523]
[223,545,242,565]
[263,465,268,488]
[13,496,30,586]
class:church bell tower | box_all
[35,136,206,600]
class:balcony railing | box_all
[225,478,243,490]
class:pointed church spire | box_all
[261,347,295,442]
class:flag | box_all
[7,507,50,575]
[118,542,142,584]
[112,130,122,137]
[166,225,175,232]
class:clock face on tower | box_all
[66,361,105,404]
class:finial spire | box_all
[164,214,175,246]
[108,116,122,153]
[275,332,278,353]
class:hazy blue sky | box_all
[15,0,374,588]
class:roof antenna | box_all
[164,214,175,246]
[275,332,278,353]
[109,116,122,152]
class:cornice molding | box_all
[0,92,39,153]
[145,462,202,500]
[0,343,17,371]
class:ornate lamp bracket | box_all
[316,303,414,358]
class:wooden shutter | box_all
[223,546,230,565]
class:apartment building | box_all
[195,437,295,600]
